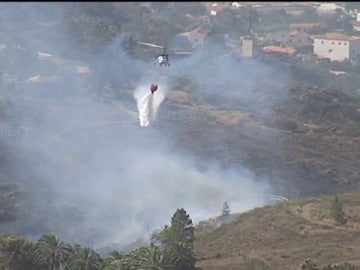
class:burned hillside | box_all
[0,2,358,249]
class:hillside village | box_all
[146,2,360,70]
[200,2,360,66]
[2,2,360,110]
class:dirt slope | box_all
[194,191,360,270]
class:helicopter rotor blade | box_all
[137,42,164,49]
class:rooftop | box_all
[290,23,320,29]
[290,30,312,38]
[178,27,208,37]
[313,32,360,41]
[351,20,360,27]
[262,45,296,55]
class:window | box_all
[329,49,333,53]
[338,42,341,45]
[344,42,348,45]
[332,41,335,44]
[321,40,324,44]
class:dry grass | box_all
[205,110,249,126]
[166,90,195,106]
[194,191,360,270]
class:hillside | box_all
[0,1,359,261]
[194,190,360,269]
[156,80,360,198]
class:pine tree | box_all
[170,208,195,250]
[151,208,196,270]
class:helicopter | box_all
[137,41,193,67]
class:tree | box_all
[0,234,37,270]
[151,225,172,247]
[330,196,346,226]
[102,250,131,270]
[65,245,101,270]
[130,244,168,270]
[169,208,195,250]
[32,233,72,270]
[151,208,196,270]
[221,201,230,216]
[163,241,196,270]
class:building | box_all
[264,29,312,48]
[264,30,291,44]
[210,10,217,16]
[290,23,321,33]
[313,32,360,61]
[288,31,313,48]
[262,45,296,55]
[231,2,242,9]
[351,20,360,32]
[316,3,344,15]
[241,35,257,57]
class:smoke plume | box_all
[0,3,291,249]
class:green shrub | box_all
[330,196,346,226]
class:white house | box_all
[210,10,217,16]
[313,32,360,61]
[316,3,344,15]
[232,2,241,9]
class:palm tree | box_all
[0,234,37,270]
[102,251,131,270]
[32,233,72,270]
[102,258,131,270]
[130,245,169,270]
[65,244,101,270]
[163,241,196,270]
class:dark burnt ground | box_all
[153,83,360,200]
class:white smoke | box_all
[0,3,290,250]
[134,75,168,127]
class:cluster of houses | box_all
[235,2,360,62]
[252,25,360,63]
[176,2,360,64]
